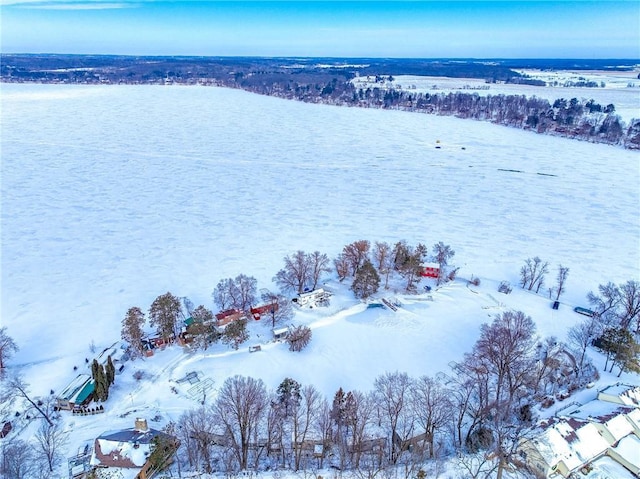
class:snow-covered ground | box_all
[352,68,640,122]
[1,83,639,476]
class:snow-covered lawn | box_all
[1,83,639,476]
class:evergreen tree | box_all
[121,306,146,359]
[276,377,302,418]
[351,259,380,299]
[222,318,249,350]
[149,292,182,343]
[91,359,108,402]
[105,355,115,386]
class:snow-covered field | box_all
[352,68,640,122]
[1,82,639,476]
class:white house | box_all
[292,288,331,308]
[518,391,640,478]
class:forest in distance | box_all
[2,54,639,149]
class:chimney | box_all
[134,418,148,432]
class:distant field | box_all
[353,68,640,122]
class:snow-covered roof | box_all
[613,435,640,471]
[598,384,640,407]
[90,424,174,469]
[533,418,609,473]
[58,374,94,403]
[584,456,636,479]
[423,262,440,269]
[568,401,635,442]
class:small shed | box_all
[273,326,290,341]
[420,262,440,278]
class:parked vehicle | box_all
[574,306,595,317]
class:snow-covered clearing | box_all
[1,82,639,476]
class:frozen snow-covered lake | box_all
[1,83,639,368]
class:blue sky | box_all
[1,1,639,58]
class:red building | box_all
[215,309,244,327]
[250,303,278,321]
[420,262,440,278]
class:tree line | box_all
[3,54,638,149]
[167,307,606,477]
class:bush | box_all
[287,325,312,352]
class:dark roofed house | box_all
[90,418,178,479]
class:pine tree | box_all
[149,292,182,343]
[121,307,146,359]
[276,377,302,418]
[351,259,380,299]
[106,355,115,386]
[91,359,108,402]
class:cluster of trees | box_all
[90,357,115,402]
[518,256,569,301]
[334,239,456,298]
[121,292,190,358]
[566,280,640,380]
[0,373,68,476]
[170,309,593,476]
[117,240,455,355]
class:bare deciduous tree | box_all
[432,242,455,285]
[618,280,640,332]
[0,438,37,479]
[213,275,257,312]
[260,290,294,328]
[0,327,18,372]
[213,375,269,471]
[34,417,67,472]
[1,375,54,426]
[121,306,146,358]
[587,281,621,323]
[343,240,371,276]
[554,264,570,301]
[374,371,413,463]
[519,257,549,293]
[291,384,323,471]
[274,250,311,294]
[568,317,601,380]
[308,251,331,290]
[373,241,394,289]
[287,325,312,352]
[334,253,350,281]
[410,375,452,459]
[177,406,220,473]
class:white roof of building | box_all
[534,418,610,473]
[599,384,640,407]
[584,456,636,479]
[614,435,640,470]
[568,401,635,442]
